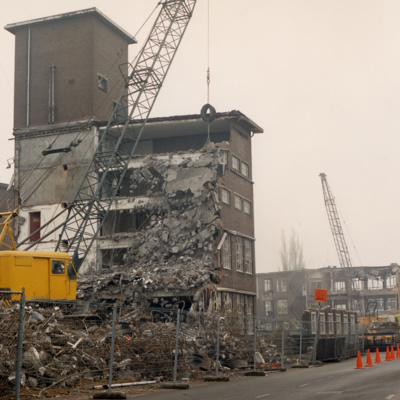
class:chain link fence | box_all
[1,300,369,398]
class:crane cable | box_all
[201,0,216,142]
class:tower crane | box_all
[23,0,198,270]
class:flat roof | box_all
[4,7,137,44]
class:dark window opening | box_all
[102,248,128,268]
[98,74,108,93]
[29,212,41,242]
[102,210,150,236]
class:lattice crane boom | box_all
[50,0,197,270]
[319,173,352,269]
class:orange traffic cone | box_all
[375,348,382,363]
[391,345,395,360]
[354,350,364,369]
[365,349,374,367]
[397,345,400,358]
[385,346,392,361]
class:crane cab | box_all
[0,251,77,300]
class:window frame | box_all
[236,236,244,272]
[232,155,240,171]
[221,187,231,205]
[234,194,242,210]
[222,234,232,270]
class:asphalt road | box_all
[132,355,400,400]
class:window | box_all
[328,313,334,334]
[234,195,242,210]
[387,296,397,310]
[232,155,240,171]
[243,199,251,214]
[352,279,363,290]
[67,263,77,281]
[343,314,348,335]
[368,278,383,290]
[276,299,288,315]
[386,275,396,289]
[241,162,249,177]
[29,212,41,242]
[98,74,108,92]
[311,312,317,334]
[219,151,228,165]
[52,260,65,275]
[334,281,346,291]
[264,279,272,292]
[320,314,326,334]
[376,298,384,311]
[277,279,287,292]
[221,292,233,311]
[335,314,342,334]
[244,239,253,274]
[237,294,245,314]
[236,237,243,271]
[221,188,230,205]
[264,300,273,315]
[112,101,128,123]
[222,234,232,269]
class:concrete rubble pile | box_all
[0,305,288,393]
[78,143,227,306]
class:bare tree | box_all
[280,229,305,271]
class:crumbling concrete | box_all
[79,143,227,309]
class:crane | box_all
[22,0,197,270]
[319,173,352,269]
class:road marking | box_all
[255,394,270,398]
[299,383,309,387]
[385,396,394,400]
[316,379,322,382]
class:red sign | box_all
[314,288,328,303]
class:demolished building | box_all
[256,265,400,325]
[6,8,263,316]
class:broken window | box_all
[387,296,396,310]
[386,275,396,289]
[234,194,242,210]
[29,211,41,242]
[244,239,253,274]
[102,210,150,235]
[264,279,272,292]
[237,294,245,314]
[367,278,383,290]
[102,248,128,268]
[335,300,346,310]
[352,279,364,290]
[221,292,233,311]
[218,150,228,165]
[276,279,287,292]
[221,187,230,205]
[243,199,251,214]
[222,234,232,269]
[276,299,288,315]
[246,297,254,333]
[236,237,244,272]
[333,281,346,291]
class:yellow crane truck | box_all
[0,208,77,301]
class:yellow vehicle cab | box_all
[0,251,77,300]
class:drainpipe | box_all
[48,65,56,124]
[26,28,31,127]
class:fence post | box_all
[253,316,257,371]
[15,288,25,400]
[108,302,118,394]
[299,320,303,365]
[281,322,285,368]
[216,314,220,377]
[312,302,321,363]
[173,309,181,384]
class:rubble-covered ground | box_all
[0,304,300,398]
[78,143,225,305]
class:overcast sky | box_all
[1,1,400,272]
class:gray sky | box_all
[1,1,400,272]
